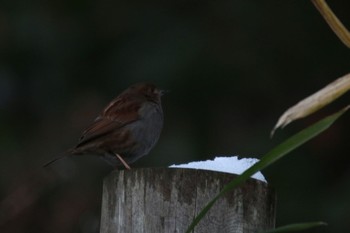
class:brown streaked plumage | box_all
[43,83,165,169]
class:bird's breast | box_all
[130,102,163,152]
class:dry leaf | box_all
[271,73,350,137]
[311,0,350,48]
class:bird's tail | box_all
[42,148,77,167]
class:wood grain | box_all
[100,168,275,233]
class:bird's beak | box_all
[159,89,170,96]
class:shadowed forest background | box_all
[0,1,350,233]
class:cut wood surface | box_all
[100,168,275,233]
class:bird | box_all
[43,82,165,170]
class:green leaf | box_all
[185,106,348,233]
[263,221,327,233]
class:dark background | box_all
[1,0,349,232]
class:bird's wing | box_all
[76,96,141,147]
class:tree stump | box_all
[100,168,275,233]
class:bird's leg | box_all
[115,153,131,170]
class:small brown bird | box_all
[44,83,165,169]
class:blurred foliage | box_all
[0,0,349,233]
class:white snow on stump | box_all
[169,156,267,183]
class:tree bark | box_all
[100,168,275,233]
